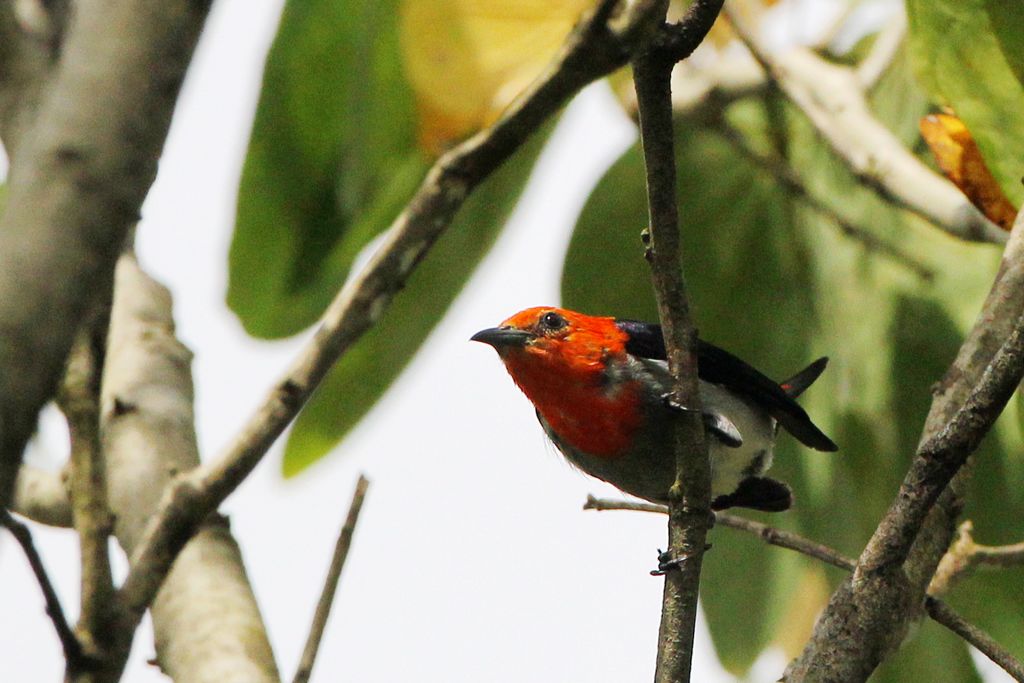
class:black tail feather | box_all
[780,357,829,399]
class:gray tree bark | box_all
[100,254,279,682]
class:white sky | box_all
[0,0,1011,681]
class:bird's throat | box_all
[502,355,644,457]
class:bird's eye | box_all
[540,311,566,332]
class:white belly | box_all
[700,381,776,497]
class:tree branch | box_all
[0,0,66,160]
[930,520,1024,596]
[114,0,671,637]
[656,0,726,62]
[11,464,72,527]
[632,2,724,681]
[96,253,279,682]
[585,495,855,571]
[725,6,1007,245]
[786,208,1024,680]
[293,475,370,683]
[57,316,117,671]
[0,0,213,513]
[858,309,1024,573]
[1,509,83,668]
[925,597,1024,683]
[583,496,1024,683]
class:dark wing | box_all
[696,340,837,451]
[618,319,668,360]
[615,320,837,452]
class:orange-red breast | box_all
[471,307,837,511]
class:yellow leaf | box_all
[920,112,1019,230]
[400,0,592,153]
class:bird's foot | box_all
[650,544,713,576]
[660,393,697,414]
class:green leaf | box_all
[229,0,425,338]
[985,0,1024,92]
[561,143,655,322]
[907,0,1024,205]
[282,123,554,476]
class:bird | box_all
[471,306,837,512]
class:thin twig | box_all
[293,475,370,683]
[725,5,1006,245]
[1,509,83,666]
[583,496,1024,682]
[632,3,724,681]
[926,598,1024,683]
[930,520,1024,595]
[713,117,934,281]
[58,312,117,666]
[116,0,670,634]
[584,495,855,571]
[972,541,1024,566]
[810,1,860,52]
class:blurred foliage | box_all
[282,125,553,475]
[232,0,1024,678]
[399,0,590,152]
[907,0,1024,205]
[231,0,567,474]
[230,0,426,338]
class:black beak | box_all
[470,326,534,348]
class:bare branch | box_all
[0,0,213,512]
[116,0,672,633]
[786,209,1024,680]
[858,309,1024,573]
[1,509,84,668]
[0,0,61,158]
[12,464,72,527]
[925,597,1024,683]
[57,318,117,668]
[98,254,279,682]
[584,496,1024,682]
[656,0,726,62]
[585,495,856,571]
[293,475,370,683]
[584,495,667,515]
[725,6,1007,245]
[930,521,1024,595]
[632,2,725,680]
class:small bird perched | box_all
[472,307,837,512]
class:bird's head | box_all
[471,306,630,379]
[471,307,648,456]
[473,305,634,401]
